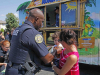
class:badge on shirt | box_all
[35,34,43,43]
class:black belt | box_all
[8,61,41,75]
[8,61,23,70]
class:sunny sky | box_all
[0,0,31,21]
[0,0,100,21]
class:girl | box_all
[51,29,80,75]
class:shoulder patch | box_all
[35,34,43,43]
[13,30,19,36]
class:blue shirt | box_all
[21,20,49,64]
[56,14,59,27]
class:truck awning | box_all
[26,0,72,9]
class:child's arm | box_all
[0,63,7,67]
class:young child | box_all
[51,29,80,75]
[51,31,64,70]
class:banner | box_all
[78,37,95,48]
[27,0,71,9]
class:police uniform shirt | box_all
[21,20,49,63]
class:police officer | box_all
[0,40,10,72]
[5,8,62,75]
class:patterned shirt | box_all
[59,48,80,75]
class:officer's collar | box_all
[24,20,34,28]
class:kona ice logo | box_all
[42,0,55,4]
[82,38,91,40]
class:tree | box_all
[5,13,19,33]
[0,28,4,32]
[85,0,96,7]
[0,28,4,35]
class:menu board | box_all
[78,37,95,48]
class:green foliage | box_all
[91,28,99,38]
[0,28,4,32]
[85,12,90,15]
[23,9,29,14]
[16,1,31,11]
[78,46,99,55]
[82,0,99,38]
[85,0,96,7]
[5,13,19,32]
[82,9,98,37]
[83,24,85,28]
[82,28,99,39]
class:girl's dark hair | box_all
[60,29,77,45]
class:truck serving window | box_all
[61,2,77,26]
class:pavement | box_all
[36,65,54,75]
[35,64,100,75]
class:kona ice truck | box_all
[17,0,100,66]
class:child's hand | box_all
[53,47,62,54]
[56,47,62,54]
[53,47,57,50]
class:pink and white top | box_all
[59,48,80,75]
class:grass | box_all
[78,46,99,55]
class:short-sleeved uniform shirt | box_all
[21,20,49,65]
[56,14,59,27]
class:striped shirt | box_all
[59,48,80,75]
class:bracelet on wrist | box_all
[52,65,56,69]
